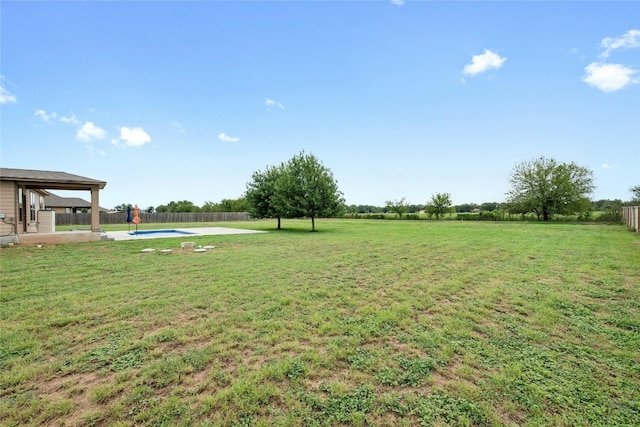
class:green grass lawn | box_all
[1,219,639,426]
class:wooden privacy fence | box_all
[622,206,639,233]
[55,212,251,226]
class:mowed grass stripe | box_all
[1,219,638,426]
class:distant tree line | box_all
[110,157,639,224]
[111,197,633,220]
[345,202,502,215]
[111,197,632,220]
[112,198,248,214]
[155,198,249,213]
[347,199,630,216]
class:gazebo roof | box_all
[0,168,107,191]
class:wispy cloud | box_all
[0,85,16,104]
[116,127,151,147]
[600,29,640,59]
[583,62,638,92]
[390,0,405,6]
[218,132,239,143]
[601,163,617,169]
[34,109,57,123]
[0,76,16,104]
[170,121,186,134]
[60,113,81,124]
[77,122,106,141]
[36,109,83,125]
[85,145,107,157]
[463,49,507,76]
[265,98,285,109]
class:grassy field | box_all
[1,219,639,426]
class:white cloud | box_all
[265,98,285,109]
[601,163,617,169]
[600,29,640,58]
[218,132,239,143]
[463,49,507,76]
[118,127,151,147]
[0,86,16,104]
[583,62,638,92]
[77,121,106,141]
[390,0,405,6]
[60,113,81,124]
[35,109,57,123]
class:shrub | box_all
[595,209,622,223]
[456,213,477,221]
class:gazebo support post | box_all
[90,186,101,232]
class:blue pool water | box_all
[128,229,195,236]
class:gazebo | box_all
[0,168,107,244]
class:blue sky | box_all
[1,1,639,210]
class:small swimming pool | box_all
[127,229,196,236]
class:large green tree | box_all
[507,157,595,221]
[246,151,344,231]
[279,151,345,231]
[245,164,288,229]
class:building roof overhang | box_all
[0,168,107,191]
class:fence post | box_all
[622,206,640,233]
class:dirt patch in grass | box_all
[40,371,110,399]
[239,347,271,371]
[183,367,211,391]
[38,370,115,426]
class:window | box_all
[18,188,23,222]
[30,192,36,221]
[39,195,45,211]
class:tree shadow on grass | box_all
[261,221,340,234]
[269,227,331,234]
